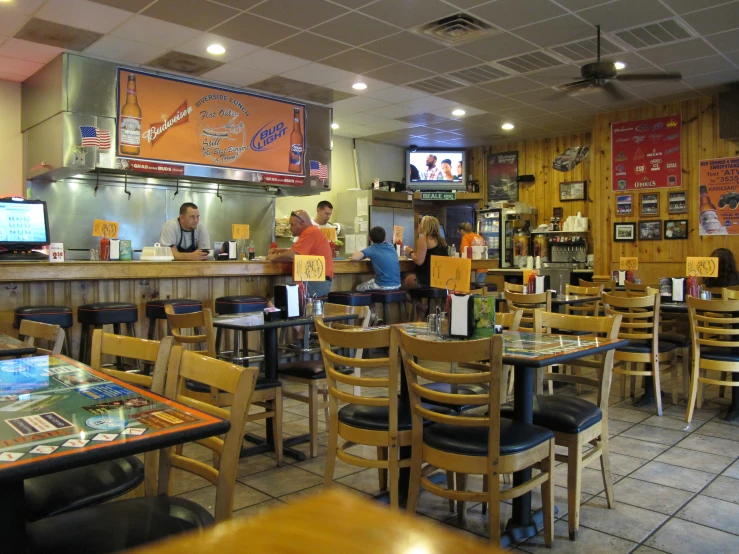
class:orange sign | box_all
[232,224,250,240]
[92,219,119,238]
[619,257,638,270]
[320,227,337,242]
[430,256,471,294]
[686,257,719,277]
[698,157,739,235]
[117,69,305,176]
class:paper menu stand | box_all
[450,294,474,339]
[671,278,684,302]
[535,275,546,294]
[49,243,64,262]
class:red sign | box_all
[611,116,681,191]
[116,158,185,175]
[260,173,305,186]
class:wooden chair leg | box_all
[388,439,400,511]
[568,434,584,541]
[308,383,319,458]
[600,430,615,509]
[500,366,511,403]
[322,387,329,423]
[681,349,691,403]
[685,359,700,424]
[620,372,626,398]
[324,403,339,488]
[671,358,680,405]
[456,472,468,524]
[629,364,637,398]
[406,440,424,515]
[446,471,455,512]
[481,474,488,515]
[543,440,555,548]
[652,362,663,416]
[572,365,582,395]
[377,447,388,491]
[697,369,705,410]
[272,390,283,467]
[488,470,501,546]
[719,371,727,398]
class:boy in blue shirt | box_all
[351,226,401,291]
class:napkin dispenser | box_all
[273,284,300,318]
[109,239,120,261]
[671,278,685,302]
[450,294,474,339]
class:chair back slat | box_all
[320,303,372,328]
[689,297,739,350]
[19,320,65,355]
[504,282,525,293]
[165,306,217,358]
[580,278,612,292]
[505,291,552,330]
[565,284,602,316]
[603,292,660,344]
[624,282,659,295]
[496,310,522,331]
[724,288,739,300]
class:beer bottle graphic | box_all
[120,74,142,156]
[699,185,728,235]
[288,107,303,173]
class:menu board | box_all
[611,116,681,191]
[116,69,305,179]
[699,157,739,235]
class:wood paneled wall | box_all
[470,96,739,282]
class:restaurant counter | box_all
[0,259,498,352]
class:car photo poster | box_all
[487,151,518,202]
[699,157,739,236]
[117,69,306,177]
[611,115,681,191]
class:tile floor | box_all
[175,369,739,554]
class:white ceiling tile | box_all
[0,12,29,37]
[363,85,429,102]
[200,64,271,87]
[281,63,355,86]
[0,38,64,64]
[365,120,417,132]
[84,36,165,65]
[231,49,311,73]
[110,15,200,49]
[331,95,389,112]
[3,0,46,15]
[332,123,367,136]
[325,75,394,95]
[337,112,390,126]
[399,96,457,111]
[37,0,132,34]
[363,104,422,118]
[349,126,387,137]
[0,55,44,78]
[175,33,260,63]
[430,105,486,118]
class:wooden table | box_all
[130,489,498,554]
[397,325,626,545]
[0,354,229,551]
[0,331,37,358]
[487,291,600,312]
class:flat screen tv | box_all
[0,197,51,258]
[406,149,466,191]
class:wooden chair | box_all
[165,305,283,465]
[398,329,555,546]
[278,303,371,458]
[580,278,613,292]
[602,292,678,416]
[624,281,659,295]
[317,319,408,508]
[495,310,522,403]
[505,290,551,331]
[685,296,739,423]
[18,319,65,355]
[525,310,621,540]
[504,282,525,293]
[565,284,602,317]
[23,332,174,522]
[25,348,259,553]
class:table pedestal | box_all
[722,373,739,422]
[0,480,24,552]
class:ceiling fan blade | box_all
[560,79,595,88]
[615,72,682,81]
[602,81,626,101]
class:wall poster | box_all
[116,68,306,180]
[699,156,739,236]
[487,151,518,202]
[611,115,681,191]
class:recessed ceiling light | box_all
[452,109,466,116]
[352,82,367,90]
[502,123,515,130]
[614,61,626,70]
[207,44,226,55]
[331,123,339,129]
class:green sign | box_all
[420,192,456,201]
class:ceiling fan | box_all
[555,25,682,100]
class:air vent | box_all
[448,64,509,85]
[551,36,623,62]
[407,76,465,94]
[413,13,498,45]
[613,19,692,50]
[495,51,563,74]
[147,51,224,76]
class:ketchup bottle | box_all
[99,235,110,261]
[527,272,536,294]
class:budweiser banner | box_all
[116,69,305,177]
[611,115,681,191]
[698,157,739,236]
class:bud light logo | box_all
[250,121,286,152]
[291,144,303,154]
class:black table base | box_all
[1,480,24,552]
[242,432,308,461]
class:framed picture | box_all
[640,192,660,217]
[664,219,688,240]
[616,194,633,216]
[639,220,662,241]
[560,181,587,201]
[613,222,636,242]
[668,191,687,214]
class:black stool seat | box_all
[660,332,691,348]
[78,302,138,325]
[24,456,144,522]
[145,299,202,320]
[424,417,553,457]
[25,495,213,554]
[618,340,677,354]
[327,291,373,307]
[14,306,73,329]
[338,401,451,432]
[214,296,268,315]
[501,395,602,435]
[410,287,447,299]
[371,290,405,304]
[701,347,739,362]
[279,360,353,380]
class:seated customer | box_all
[704,248,739,288]
[351,226,401,291]
[402,215,447,290]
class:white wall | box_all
[0,80,23,197]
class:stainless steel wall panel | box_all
[21,54,64,132]
[65,55,118,119]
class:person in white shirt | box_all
[292,200,335,242]
[159,202,211,261]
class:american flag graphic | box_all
[79,126,111,149]
[309,160,328,179]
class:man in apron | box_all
[160,202,211,261]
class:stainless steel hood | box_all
[21,54,332,197]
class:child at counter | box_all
[351,227,401,291]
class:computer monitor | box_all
[0,197,51,260]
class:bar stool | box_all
[326,291,373,307]
[77,302,138,365]
[214,295,268,364]
[370,290,407,324]
[14,306,73,355]
[408,287,447,321]
[145,299,202,340]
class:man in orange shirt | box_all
[459,222,487,284]
[267,209,334,297]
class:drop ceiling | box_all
[1,0,738,147]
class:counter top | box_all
[487,268,594,274]
[0,258,498,282]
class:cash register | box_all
[0,197,50,262]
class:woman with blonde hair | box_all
[402,215,447,290]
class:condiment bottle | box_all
[248,240,255,260]
[99,235,110,261]
[527,272,536,294]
